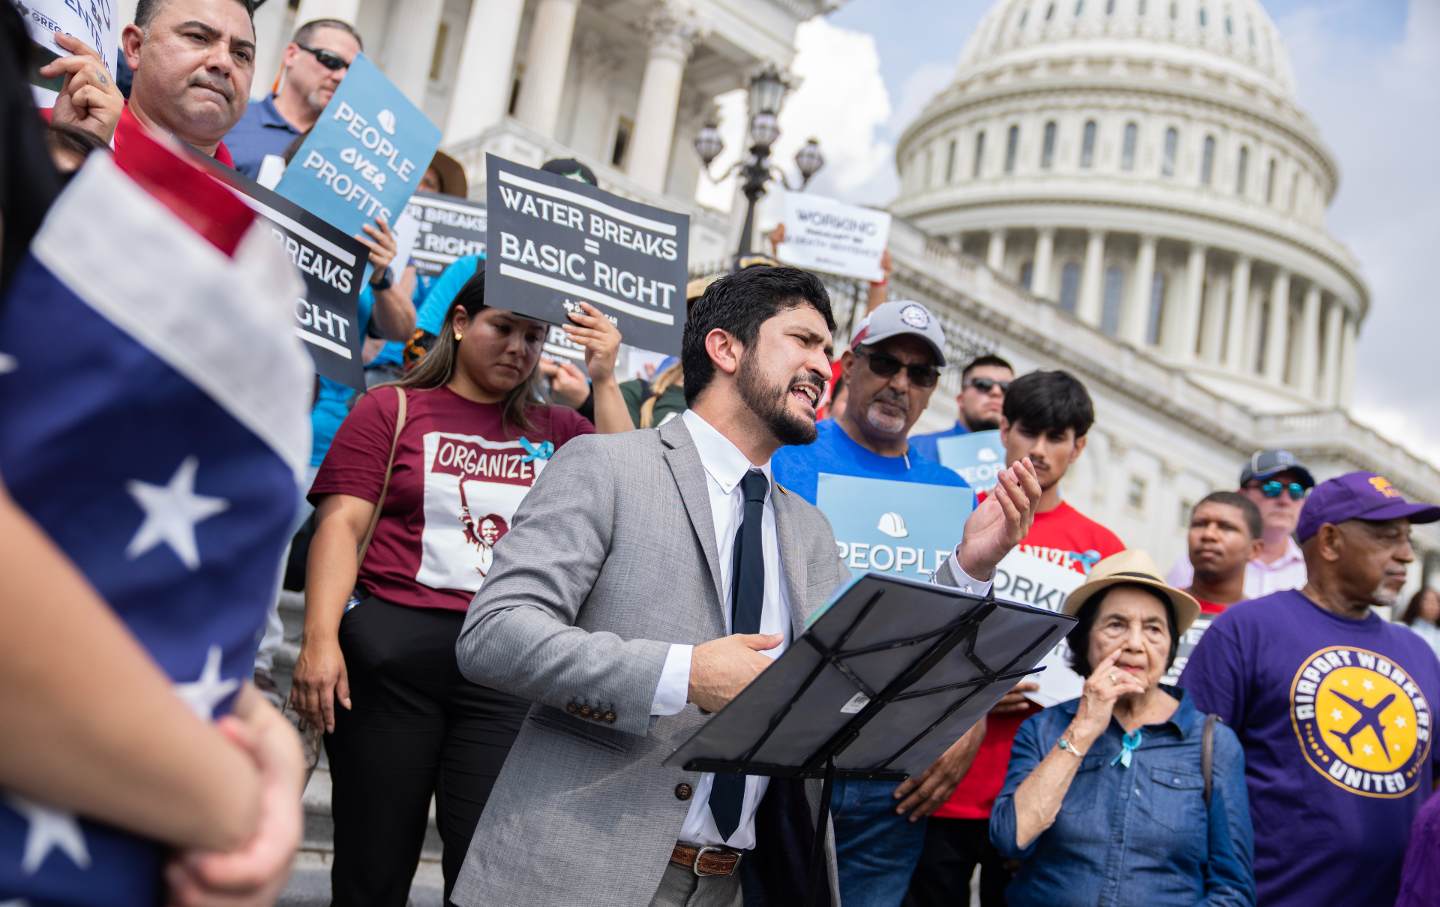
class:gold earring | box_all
[454,331,463,342]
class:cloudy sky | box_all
[705,0,1436,467]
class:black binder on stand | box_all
[664,572,1074,906]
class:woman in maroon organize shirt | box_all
[290,267,615,905]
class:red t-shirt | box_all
[309,385,593,612]
[1195,598,1228,614]
[935,499,1125,820]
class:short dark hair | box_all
[135,0,254,29]
[1003,369,1094,437]
[682,266,834,405]
[961,354,1013,383]
[1194,491,1262,539]
[292,18,364,52]
[1066,583,1180,676]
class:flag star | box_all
[6,795,90,875]
[125,457,228,570]
[1340,679,1350,687]
[175,645,240,720]
[1362,679,1375,691]
[1362,744,1375,756]
[1393,742,1403,751]
[1396,717,1407,728]
[0,352,16,375]
[1330,709,1344,721]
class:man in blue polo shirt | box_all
[225,18,363,179]
[772,300,985,907]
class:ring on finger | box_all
[1107,672,1118,684]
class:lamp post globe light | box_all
[694,63,825,259]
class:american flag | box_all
[0,128,312,904]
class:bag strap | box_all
[356,386,407,567]
[1202,713,1218,806]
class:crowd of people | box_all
[4,1,1440,905]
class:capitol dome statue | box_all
[891,0,1367,414]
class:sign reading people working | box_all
[777,192,891,283]
[935,431,1007,492]
[275,53,441,239]
[816,474,972,581]
[486,154,689,356]
[402,192,487,279]
[18,0,118,101]
[215,170,367,390]
[992,550,1087,707]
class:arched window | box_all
[1201,134,1216,186]
[1106,0,1116,14]
[1081,120,1097,168]
[1075,0,1085,16]
[1059,262,1082,312]
[1147,272,1167,345]
[973,131,986,178]
[1225,14,1234,35]
[1020,260,1035,290]
[1046,3,1056,21]
[1170,1,1178,20]
[1266,158,1277,203]
[924,148,934,187]
[1041,121,1058,170]
[1139,0,1148,14]
[1005,124,1020,174]
[946,139,958,182]
[1101,265,1126,335]
[1199,5,1208,27]
[1162,127,1178,177]
[1236,145,1250,195]
[1121,121,1138,171]
[1289,171,1300,211]
[1019,9,1029,29]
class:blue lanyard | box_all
[1111,729,1144,768]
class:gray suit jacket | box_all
[451,417,977,906]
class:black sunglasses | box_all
[296,43,350,72]
[855,348,941,388]
[965,376,1009,394]
[1250,480,1308,501]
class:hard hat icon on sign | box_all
[877,512,909,539]
[978,447,998,462]
[377,109,398,134]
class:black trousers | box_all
[325,597,529,906]
[903,817,1011,907]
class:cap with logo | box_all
[1062,549,1201,636]
[1295,471,1440,543]
[1239,449,1315,488]
[849,300,947,367]
[540,157,599,186]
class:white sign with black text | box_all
[777,192,891,282]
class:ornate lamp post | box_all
[694,64,825,259]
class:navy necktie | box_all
[709,468,768,841]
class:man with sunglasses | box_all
[911,355,1014,464]
[1166,449,1314,599]
[225,18,363,179]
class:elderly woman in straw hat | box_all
[989,550,1256,906]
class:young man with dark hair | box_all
[225,16,363,178]
[911,354,1014,463]
[908,369,1123,907]
[1186,491,1263,613]
[449,267,1043,907]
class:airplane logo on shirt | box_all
[1328,691,1397,764]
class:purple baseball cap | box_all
[1295,471,1440,543]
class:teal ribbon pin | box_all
[1111,729,1144,768]
[518,437,554,463]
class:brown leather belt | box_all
[670,842,743,877]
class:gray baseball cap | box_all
[1239,449,1316,488]
[850,300,947,367]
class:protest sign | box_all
[777,192,891,282]
[543,325,585,362]
[274,53,441,239]
[402,192,487,280]
[935,430,1007,491]
[991,550,1088,706]
[486,154,689,356]
[213,169,367,390]
[815,474,973,582]
[1162,610,1217,686]
[18,0,118,101]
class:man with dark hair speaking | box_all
[451,267,1042,907]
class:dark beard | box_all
[736,350,820,446]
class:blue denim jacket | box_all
[990,687,1255,906]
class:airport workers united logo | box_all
[1290,645,1432,798]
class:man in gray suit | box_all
[452,266,1041,906]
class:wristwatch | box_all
[370,265,395,291]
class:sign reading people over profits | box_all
[275,53,441,239]
[777,191,891,283]
[19,0,118,101]
[402,191,487,280]
[936,430,1007,492]
[486,155,688,356]
[815,475,973,582]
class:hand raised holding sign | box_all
[956,458,1042,581]
[42,32,124,145]
[562,303,636,434]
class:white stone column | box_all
[248,0,293,101]
[1077,230,1106,326]
[1121,234,1157,346]
[1164,243,1205,359]
[1032,227,1056,297]
[117,0,140,26]
[293,0,360,28]
[1296,282,1322,394]
[625,4,702,193]
[514,0,582,137]
[1223,255,1252,370]
[1338,311,1358,408]
[1263,269,1291,384]
[986,229,1008,272]
[1321,296,1343,405]
[1200,271,1228,363]
[444,0,526,144]
[382,0,445,105]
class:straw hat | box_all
[426,149,469,199]
[1062,550,1201,636]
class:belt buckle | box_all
[691,844,726,877]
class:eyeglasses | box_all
[295,43,350,72]
[1251,480,1308,501]
[855,348,941,388]
[965,376,1009,394]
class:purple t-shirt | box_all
[1180,590,1440,907]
